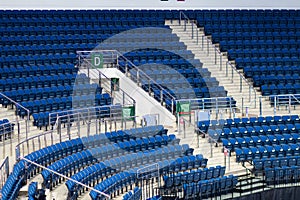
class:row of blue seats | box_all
[89,153,207,200]
[235,56,300,69]
[222,134,300,151]
[67,147,200,197]
[1,9,298,19]
[1,84,101,104]
[163,165,226,188]
[123,187,141,200]
[0,119,14,141]
[143,69,211,80]
[0,43,99,56]
[265,166,300,185]
[235,144,300,162]
[0,10,179,19]
[0,25,170,37]
[128,62,205,74]
[0,19,167,29]
[147,196,162,200]
[99,42,187,52]
[228,49,300,60]
[253,156,300,171]
[203,21,300,30]
[244,65,300,78]
[32,126,169,166]
[221,43,300,55]
[183,175,238,199]
[17,94,111,115]
[43,136,178,188]
[261,84,300,96]
[0,53,76,67]
[28,182,38,200]
[254,74,300,85]
[32,105,114,128]
[0,64,77,78]
[198,115,300,130]
[124,49,194,60]
[204,24,300,35]
[0,32,179,47]
[211,29,300,38]
[154,87,227,100]
[0,74,87,92]
[221,123,300,137]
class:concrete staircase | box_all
[166,20,277,117]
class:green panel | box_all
[176,102,191,116]
[122,106,135,121]
[91,53,104,68]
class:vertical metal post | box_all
[202,35,204,50]
[177,112,180,135]
[231,67,234,83]
[148,79,151,95]
[240,76,242,93]
[183,120,186,139]
[77,113,80,137]
[191,22,194,39]
[122,92,125,106]
[274,96,277,116]
[160,90,163,105]
[259,96,262,117]
[196,29,199,45]
[288,95,291,114]
[214,48,217,64]
[249,86,251,102]
[171,100,174,115]
[220,53,222,70]
[137,70,140,85]
[207,40,209,55]
[184,19,186,31]
[98,71,102,87]
[179,12,181,25]
[241,97,244,117]
[226,62,228,77]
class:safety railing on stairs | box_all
[15,113,137,161]
[0,156,9,196]
[76,50,136,108]
[77,50,177,114]
[263,94,300,116]
[0,92,30,140]
[178,11,257,110]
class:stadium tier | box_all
[1,9,300,200]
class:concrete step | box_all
[167,20,274,116]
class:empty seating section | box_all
[195,10,300,102]
[1,125,202,200]
[122,187,141,200]
[0,119,14,141]
[183,175,238,199]
[162,165,238,199]
[197,115,300,158]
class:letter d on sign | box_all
[92,53,103,68]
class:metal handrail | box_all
[15,129,54,161]
[178,11,257,108]
[77,50,136,106]
[0,92,30,139]
[48,104,122,128]
[0,156,9,192]
[116,51,177,112]
[77,50,177,114]
[21,156,111,199]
